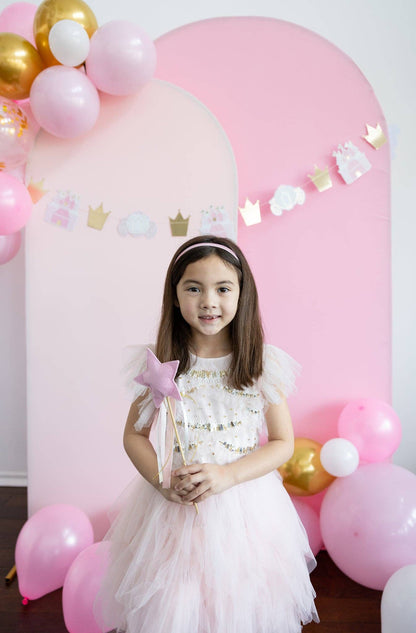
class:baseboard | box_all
[0,471,28,487]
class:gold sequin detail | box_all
[219,441,258,455]
[176,418,242,432]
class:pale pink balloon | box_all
[0,2,37,46]
[338,398,402,462]
[0,172,32,234]
[63,541,117,633]
[85,20,157,95]
[0,230,21,264]
[15,504,94,600]
[0,97,39,171]
[320,463,416,590]
[30,66,100,139]
[292,498,323,556]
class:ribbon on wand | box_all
[134,348,199,514]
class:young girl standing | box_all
[96,235,318,633]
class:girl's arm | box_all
[173,397,295,503]
[123,395,195,505]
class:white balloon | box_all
[320,438,359,477]
[49,19,90,67]
[381,565,416,632]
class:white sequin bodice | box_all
[174,354,265,468]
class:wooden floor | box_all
[0,486,382,633]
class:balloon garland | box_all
[0,0,157,264]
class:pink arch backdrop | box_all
[155,17,391,451]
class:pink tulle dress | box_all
[95,344,319,633]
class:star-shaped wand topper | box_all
[134,348,198,513]
[134,348,182,407]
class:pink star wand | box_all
[134,348,198,514]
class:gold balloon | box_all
[278,437,335,496]
[34,0,98,67]
[0,34,45,100]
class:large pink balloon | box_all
[0,2,37,46]
[338,398,402,462]
[30,66,100,138]
[0,230,21,264]
[15,504,94,600]
[292,498,323,556]
[63,541,117,633]
[320,463,416,590]
[0,172,32,234]
[86,20,157,95]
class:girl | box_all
[96,235,318,633]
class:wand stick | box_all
[166,396,199,515]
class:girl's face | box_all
[176,254,240,351]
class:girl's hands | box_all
[172,463,234,504]
[158,474,197,505]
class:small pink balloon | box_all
[15,504,94,600]
[0,230,21,264]
[338,398,402,462]
[0,2,37,46]
[30,66,100,139]
[292,498,323,556]
[86,20,157,95]
[63,541,117,633]
[0,172,32,234]
[320,463,416,590]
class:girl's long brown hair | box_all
[156,235,264,389]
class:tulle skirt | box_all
[95,471,318,633]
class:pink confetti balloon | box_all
[320,463,416,590]
[0,172,32,235]
[30,66,100,139]
[15,504,94,600]
[0,2,37,46]
[63,541,117,633]
[0,230,21,264]
[338,398,402,462]
[0,97,38,171]
[86,20,157,95]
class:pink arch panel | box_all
[155,17,391,444]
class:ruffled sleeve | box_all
[122,344,156,431]
[259,344,301,405]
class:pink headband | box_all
[174,242,240,265]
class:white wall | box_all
[1,0,415,482]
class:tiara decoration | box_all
[239,199,261,226]
[363,123,387,150]
[332,141,371,185]
[87,203,111,231]
[169,211,190,236]
[27,178,48,205]
[134,348,198,514]
[269,185,305,216]
[308,165,333,192]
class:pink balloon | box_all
[86,20,157,95]
[30,66,100,139]
[0,2,37,46]
[63,541,117,633]
[0,97,39,170]
[320,463,416,590]
[0,172,32,234]
[292,498,323,556]
[15,504,94,600]
[338,398,402,462]
[0,230,21,264]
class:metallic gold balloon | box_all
[0,34,45,100]
[34,0,98,67]
[278,437,335,496]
